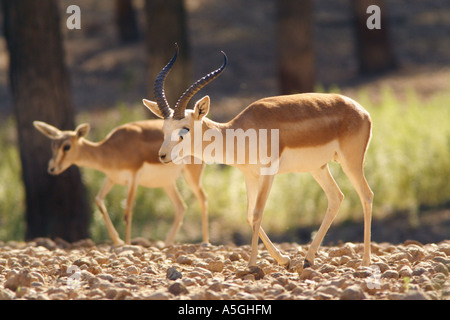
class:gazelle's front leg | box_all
[124,174,139,244]
[96,178,124,245]
[304,165,344,267]
[183,163,209,244]
[163,183,187,245]
[245,173,290,267]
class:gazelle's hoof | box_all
[303,258,313,269]
[113,239,125,246]
[280,256,291,270]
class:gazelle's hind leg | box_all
[338,126,374,266]
[96,177,124,246]
[339,158,373,266]
[183,163,209,243]
[304,164,344,267]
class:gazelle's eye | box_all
[179,127,190,140]
[63,144,71,152]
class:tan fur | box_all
[145,92,373,268]
[228,93,371,151]
[34,120,209,246]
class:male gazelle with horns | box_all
[33,120,208,246]
[143,46,374,268]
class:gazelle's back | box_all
[228,93,371,151]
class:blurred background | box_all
[0,0,449,246]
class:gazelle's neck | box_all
[196,118,228,165]
[75,139,107,173]
[199,116,281,175]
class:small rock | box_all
[80,269,95,281]
[115,245,143,255]
[328,245,355,258]
[49,292,67,300]
[401,291,429,300]
[205,290,222,300]
[168,281,189,296]
[319,264,336,273]
[0,288,15,300]
[73,257,91,268]
[176,255,193,265]
[374,262,389,273]
[33,237,57,251]
[207,260,224,273]
[4,269,34,291]
[115,289,132,300]
[398,266,413,278]
[438,244,450,256]
[317,285,342,297]
[131,237,152,247]
[412,267,427,276]
[143,290,170,300]
[236,266,265,280]
[208,282,223,292]
[300,268,321,281]
[354,266,373,278]
[166,267,182,280]
[339,256,351,266]
[406,245,425,262]
[72,238,95,248]
[340,285,366,300]
[229,252,241,261]
[105,288,118,299]
[381,270,399,279]
[434,262,449,275]
[97,274,114,282]
[126,265,140,275]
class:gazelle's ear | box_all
[75,123,90,139]
[193,96,210,121]
[143,99,165,119]
[33,121,62,140]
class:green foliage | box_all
[0,117,25,240]
[0,87,449,243]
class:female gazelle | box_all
[34,119,208,246]
[143,46,373,268]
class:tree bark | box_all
[115,0,139,43]
[145,0,191,108]
[276,0,315,94]
[350,0,397,75]
[2,0,90,241]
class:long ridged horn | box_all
[172,51,227,120]
[153,44,179,118]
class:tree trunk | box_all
[115,0,139,43]
[2,0,90,242]
[276,0,315,94]
[350,0,397,75]
[145,0,191,108]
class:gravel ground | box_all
[0,237,448,300]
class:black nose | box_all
[160,154,166,160]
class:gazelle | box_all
[33,120,208,246]
[143,47,373,268]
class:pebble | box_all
[340,285,367,300]
[166,267,182,280]
[0,238,448,300]
[168,281,189,296]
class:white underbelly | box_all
[106,163,182,188]
[138,163,183,188]
[277,140,339,174]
